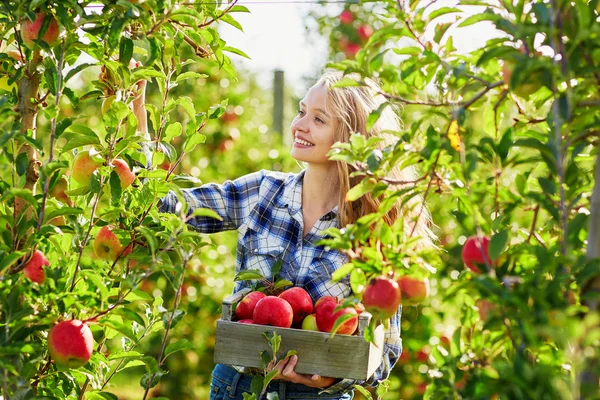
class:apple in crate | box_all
[235,291,266,320]
[278,287,313,326]
[315,300,358,334]
[253,296,293,328]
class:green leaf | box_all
[429,7,462,20]
[119,37,134,65]
[64,63,95,83]
[164,339,195,359]
[189,207,222,221]
[183,133,206,153]
[79,270,109,301]
[60,125,101,153]
[110,171,122,207]
[107,351,144,361]
[85,391,119,400]
[273,279,293,292]
[264,369,279,388]
[175,72,209,83]
[219,14,243,31]
[392,46,422,56]
[164,122,183,142]
[489,230,508,261]
[223,46,251,59]
[266,331,281,355]
[0,251,25,273]
[250,375,264,395]
[353,385,373,400]
[332,263,355,282]
[163,309,185,330]
[346,178,377,202]
[234,270,265,281]
[331,77,362,88]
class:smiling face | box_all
[290,82,337,165]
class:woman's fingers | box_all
[281,355,298,377]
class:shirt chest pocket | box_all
[242,229,285,279]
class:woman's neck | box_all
[302,163,339,214]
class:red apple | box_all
[301,313,318,331]
[21,13,61,49]
[50,177,72,206]
[362,277,401,319]
[111,159,135,189]
[48,320,94,368]
[345,43,361,58]
[314,296,337,311]
[238,319,254,324]
[236,291,266,320]
[416,348,429,362]
[71,151,99,186]
[339,10,353,24]
[221,110,238,124]
[462,235,495,273]
[23,250,49,284]
[253,296,293,328]
[398,348,410,364]
[278,287,313,326]
[315,301,358,335]
[398,276,430,305]
[93,226,122,262]
[358,25,373,41]
[476,298,497,321]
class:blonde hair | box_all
[318,70,435,249]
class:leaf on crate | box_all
[234,270,265,281]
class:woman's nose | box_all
[292,115,307,132]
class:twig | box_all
[409,152,441,237]
[199,0,239,28]
[142,255,189,400]
[37,39,66,231]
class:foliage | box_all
[308,0,600,399]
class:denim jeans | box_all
[210,364,354,400]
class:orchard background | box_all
[0,0,599,399]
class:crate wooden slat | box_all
[214,288,385,380]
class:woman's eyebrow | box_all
[299,101,328,115]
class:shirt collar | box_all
[276,170,339,220]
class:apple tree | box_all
[0,0,254,398]
[308,1,600,398]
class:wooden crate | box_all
[214,288,384,380]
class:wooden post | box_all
[273,69,284,135]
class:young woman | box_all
[133,70,434,400]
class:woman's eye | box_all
[297,110,305,116]
[315,117,324,124]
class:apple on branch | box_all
[93,226,122,262]
[71,151,100,187]
[398,276,430,305]
[111,159,135,189]
[20,13,61,49]
[23,250,49,284]
[48,320,94,369]
[462,235,496,273]
[362,277,401,319]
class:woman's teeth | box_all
[295,138,314,146]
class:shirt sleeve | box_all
[158,170,266,233]
[319,307,402,395]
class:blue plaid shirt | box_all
[159,169,402,394]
